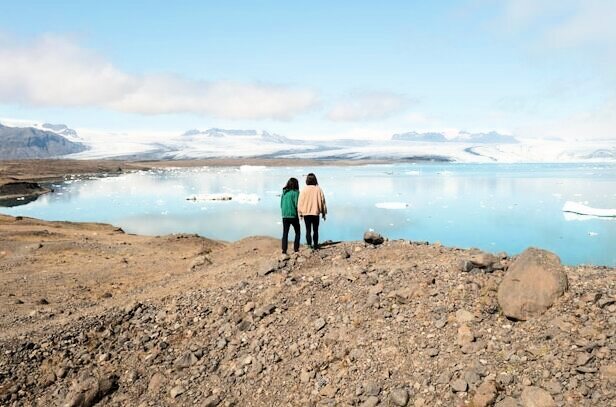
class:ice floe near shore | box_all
[562,201,616,218]
[375,202,410,209]
[186,193,260,204]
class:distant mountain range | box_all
[0,122,614,163]
[392,131,518,144]
[181,128,297,144]
[0,123,87,159]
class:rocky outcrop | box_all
[363,230,384,245]
[0,124,86,159]
[497,248,568,320]
[0,181,51,201]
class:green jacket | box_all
[280,189,299,218]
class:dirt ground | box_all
[0,213,614,406]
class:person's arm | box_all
[293,190,299,216]
[297,190,304,217]
[320,188,327,219]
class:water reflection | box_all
[1,163,615,266]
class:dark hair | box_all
[306,173,318,186]
[283,177,299,192]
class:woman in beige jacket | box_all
[297,173,327,249]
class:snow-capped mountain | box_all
[40,123,82,141]
[180,128,297,144]
[392,131,518,144]
[33,126,616,162]
[1,120,614,162]
[0,123,87,159]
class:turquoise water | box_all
[2,163,615,266]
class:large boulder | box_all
[363,230,384,245]
[497,248,568,321]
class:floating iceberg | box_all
[562,201,616,218]
[375,202,409,209]
[186,193,260,204]
[239,165,267,172]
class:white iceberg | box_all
[186,193,260,204]
[562,201,616,218]
[375,202,410,209]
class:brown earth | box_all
[0,214,614,406]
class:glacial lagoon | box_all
[2,163,615,266]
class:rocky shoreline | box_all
[0,214,614,406]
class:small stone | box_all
[495,397,518,407]
[148,373,164,394]
[543,379,562,395]
[314,317,326,331]
[259,260,279,276]
[36,298,49,305]
[450,378,468,392]
[576,352,593,366]
[202,395,220,407]
[174,352,198,368]
[434,318,447,329]
[216,338,227,349]
[41,371,56,386]
[320,384,338,398]
[390,388,409,406]
[364,381,381,396]
[599,364,616,381]
[300,370,313,383]
[243,302,255,313]
[361,396,380,407]
[472,380,497,407]
[170,385,185,398]
[520,386,556,407]
[426,348,439,357]
[457,324,474,345]
[459,260,474,272]
[254,304,276,318]
[56,367,67,379]
[101,292,112,299]
[455,309,475,324]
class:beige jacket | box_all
[298,185,327,216]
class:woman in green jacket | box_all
[280,177,300,254]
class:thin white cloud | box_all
[0,34,318,120]
[501,0,616,48]
[327,91,412,122]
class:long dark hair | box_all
[283,177,299,192]
[306,173,318,185]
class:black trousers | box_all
[282,217,301,253]
[303,215,320,248]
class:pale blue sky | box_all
[0,0,614,140]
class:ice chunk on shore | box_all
[562,201,616,217]
[375,202,409,209]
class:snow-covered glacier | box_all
[2,120,615,163]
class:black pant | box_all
[282,217,300,253]
[303,215,320,248]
